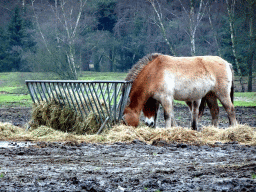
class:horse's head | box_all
[122,107,140,127]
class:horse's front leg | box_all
[191,100,201,131]
[160,96,176,128]
[163,101,177,127]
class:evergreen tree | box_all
[8,7,25,47]
[7,7,25,71]
[7,6,37,71]
[0,27,12,72]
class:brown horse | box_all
[123,53,237,131]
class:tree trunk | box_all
[189,0,196,56]
[109,49,113,72]
[226,0,245,92]
[247,1,254,92]
[208,6,222,57]
[149,0,176,56]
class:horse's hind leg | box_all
[205,92,219,127]
[216,92,237,126]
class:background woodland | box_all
[0,0,255,91]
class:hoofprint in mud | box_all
[0,106,256,191]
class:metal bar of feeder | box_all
[47,83,56,102]
[81,83,100,124]
[26,82,35,103]
[114,83,117,122]
[32,82,40,103]
[78,83,90,116]
[52,83,62,104]
[110,83,123,120]
[98,83,110,117]
[69,82,84,117]
[82,83,94,113]
[56,83,67,105]
[91,83,107,121]
[95,83,111,128]
[40,82,48,102]
[106,83,113,122]
[35,82,44,101]
[116,83,123,118]
[118,83,130,119]
[74,83,87,116]
[63,83,76,111]
[44,83,53,102]
[91,83,106,120]
[87,83,104,124]
[57,83,72,109]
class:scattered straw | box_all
[1,122,256,145]
[0,122,31,141]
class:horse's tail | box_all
[229,62,235,104]
[198,96,207,118]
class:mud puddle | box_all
[0,141,256,191]
[0,141,35,148]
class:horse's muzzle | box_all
[145,121,154,128]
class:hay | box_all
[219,125,255,143]
[30,97,106,135]
[104,125,200,143]
[0,122,30,141]
[1,120,255,145]
[199,125,256,144]
[104,124,256,145]
[105,125,140,142]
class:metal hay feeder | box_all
[26,80,132,134]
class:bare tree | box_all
[207,1,222,57]
[31,0,87,79]
[148,0,176,56]
[225,0,245,91]
[246,0,255,92]
[179,0,207,56]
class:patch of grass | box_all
[252,173,256,179]
[79,71,127,80]
[234,92,256,107]
[0,173,4,178]
[0,86,28,94]
[0,94,32,107]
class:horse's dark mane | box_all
[125,53,162,82]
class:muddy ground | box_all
[0,106,256,191]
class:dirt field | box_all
[0,106,256,191]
